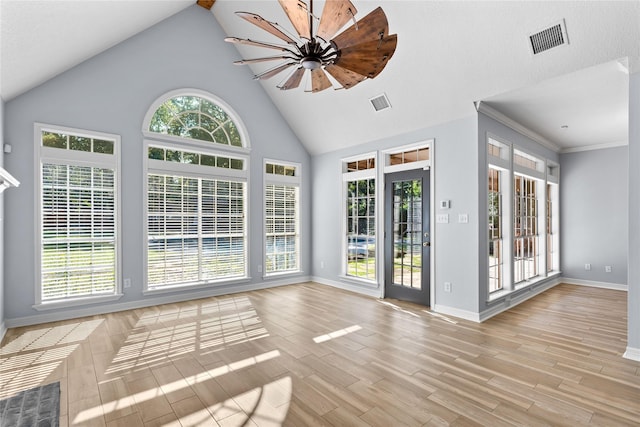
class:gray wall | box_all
[3,5,310,323]
[477,113,560,312]
[628,70,640,354]
[561,147,628,285]
[311,116,481,315]
[0,98,4,338]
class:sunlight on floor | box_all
[106,296,270,376]
[313,325,362,343]
[378,300,421,318]
[0,319,103,399]
[75,350,283,424]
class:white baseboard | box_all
[5,276,310,329]
[432,304,480,322]
[479,277,561,322]
[623,346,640,361]
[311,276,382,298]
[560,277,628,291]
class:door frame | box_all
[378,140,436,307]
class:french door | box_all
[384,169,430,306]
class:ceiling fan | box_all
[225,0,397,93]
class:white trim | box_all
[0,166,19,192]
[384,161,429,174]
[142,88,251,150]
[623,347,640,361]
[312,276,382,298]
[480,278,560,322]
[7,278,309,329]
[477,102,561,153]
[560,140,628,154]
[263,159,302,277]
[34,123,122,306]
[432,304,480,322]
[33,293,124,311]
[560,277,628,291]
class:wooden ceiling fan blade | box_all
[224,37,295,53]
[234,56,295,65]
[324,64,366,89]
[254,62,297,80]
[236,12,296,44]
[310,68,332,92]
[317,0,357,41]
[278,67,306,90]
[331,7,389,51]
[278,0,311,39]
[334,34,397,78]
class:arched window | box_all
[148,95,243,147]
[143,90,250,292]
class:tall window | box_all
[343,156,376,281]
[488,168,503,292]
[264,161,300,275]
[36,124,120,305]
[514,175,539,283]
[486,136,558,298]
[144,92,249,291]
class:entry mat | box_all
[0,382,60,427]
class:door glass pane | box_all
[392,179,422,289]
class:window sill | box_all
[33,293,124,311]
[263,271,303,280]
[487,272,561,303]
[143,277,251,296]
[339,275,379,287]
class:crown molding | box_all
[476,102,561,153]
[560,140,628,154]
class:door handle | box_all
[423,242,430,247]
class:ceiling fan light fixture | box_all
[301,57,322,70]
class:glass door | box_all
[384,169,430,305]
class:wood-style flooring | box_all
[1,283,639,426]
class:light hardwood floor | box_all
[1,283,639,426]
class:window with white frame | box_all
[36,124,120,305]
[488,167,504,292]
[343,156,376,281]
[514,174,540,283]
[143,92,249,291]
[264,161,300,275]
[486,136,559,298]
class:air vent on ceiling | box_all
[370,93,391,112]
[529,20,568,55]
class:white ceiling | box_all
[2,1,639,155]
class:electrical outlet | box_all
[605,265,612,273]
[124,278,131,288]
[585,263,591,271]
[444,282,452,292]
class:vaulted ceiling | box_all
[2,1,639,155]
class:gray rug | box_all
[0,382,60,427]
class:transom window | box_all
[35,124,121,307]
[144,91,249,292]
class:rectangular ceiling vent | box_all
[529,20,568,55]
[370,93,391,112]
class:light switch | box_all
[437,214,449,223]
[458,213,469,223]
